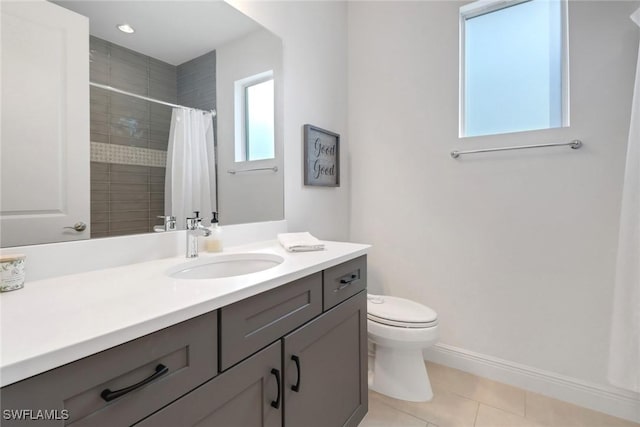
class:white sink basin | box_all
[167,253,284,280]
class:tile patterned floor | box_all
[360,362,640,427]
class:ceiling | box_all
[52,1,262,65]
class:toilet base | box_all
[370,345,433,402]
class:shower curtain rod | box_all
[89,82,217,117]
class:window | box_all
[460,0,568,137]
[234,71,275,161]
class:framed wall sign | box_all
[303,124,340,187]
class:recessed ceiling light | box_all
[116,24,135,34]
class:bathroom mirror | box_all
[0,0,284,247]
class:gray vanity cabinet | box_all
[134,341,282,427]
[283,291,368,427]
[0,311,218,427]
[0,256,368,427]
[139,259,368,427]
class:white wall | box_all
[349,0,638,395]
[226,0,350,241]
[217,29,284,225]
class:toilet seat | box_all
[367,295,438,328]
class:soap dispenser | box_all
[205,212,223,253]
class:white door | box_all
[1,1,90,247]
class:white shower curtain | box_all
[165,108,217,229]
[607,8,640,393]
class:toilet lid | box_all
[367,295,438,328]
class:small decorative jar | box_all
[1,254,26,292]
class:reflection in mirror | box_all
[0,0,284,248]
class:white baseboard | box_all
[424,343,640,423]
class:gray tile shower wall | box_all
[90,36,177,152]
[89,36,175,238]
[177,51,216,111]
[90,162,166,239]
[89,37,217,238]
[177,51,217,141]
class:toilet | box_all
[367,294,439,402]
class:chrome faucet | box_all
[154,215,176,232]
[185,211,211,258]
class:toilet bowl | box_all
[367,294,438,402]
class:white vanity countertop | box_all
[0,240,369,387]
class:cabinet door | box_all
[1,1,90,246]
[283,291,367,427]
[135,341,282,427]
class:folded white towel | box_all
[277,232,325,252]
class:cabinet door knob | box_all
[291,355,301,392]
[270,368,281,409]
[63,222,86,232]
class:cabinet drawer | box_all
[220,272,322,371]
[323,256,367,311]
[0,311,217,427]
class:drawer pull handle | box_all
[270,368,281,409]
[336,274,358,291]
[100,364,168,402]
[291,355,301,392]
